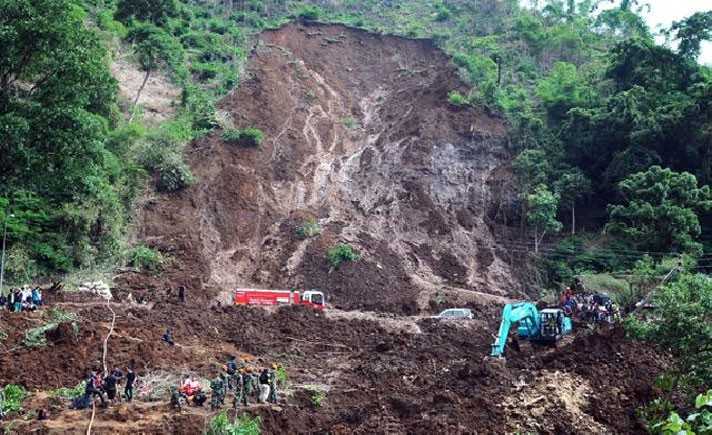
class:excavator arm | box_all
[490,302,541,357]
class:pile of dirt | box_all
[2,298,668,434]
[120,22,518,312]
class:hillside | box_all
[122,23,517,313]
[1,0,712,434]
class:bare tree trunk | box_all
[571,201,575,236]
[129,68,151,122]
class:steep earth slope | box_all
[128,23,516,312]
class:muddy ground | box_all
[1,292,667,434]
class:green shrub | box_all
[207,411,261,435]
[625,273,712,388]
[0,384,27,415]
[297,6,320,22]
[127,245,164,272]
[642,390,712,434]
[222,128,264,147]
[191,62,220,81]
[275,366,288,386]
[448,91,468,107]
[295,219,321,239]
[434,4,451,21]
[156,154,195,192]
[327,244,360,268]
[50,381,85,400]
[341,117,358,129]
[309,389,326,408]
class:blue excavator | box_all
[490,302,573,357]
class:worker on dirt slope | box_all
[178,286,186,303]
[124,362,136,402]
[169,386,182,411]
[268,364,278,404]
[162,328,175,345]
[241,368,254,406]
[225,356,238,390]
[258,368,271,403]
[83,371,107,408]
[232,369,245,409]
[103,368,123,404]
[210,374,227,410]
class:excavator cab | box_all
[539,308,571,342]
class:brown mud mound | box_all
[123,23,517,312]
[3,302,667,434]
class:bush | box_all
[625,273,712,388]
[642,390,712,434]
[206,411,261,435]
[275,366,287,386]
[156,154,195,192]
[295,219,321,239]
[309,389,326,408]
[127,245,164,272]
[50,381,85,400]
[222,128,264,147]
[297,6,320,22]
[448,91,468,107]
[0,384,27,415]
[327,244,360,268]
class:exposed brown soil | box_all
[119,22,517,312]
[1,300,667,434]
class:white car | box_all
[434,308,474,320]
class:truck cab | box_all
[301,290,325,308]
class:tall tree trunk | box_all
[129,68,151,122]
[571,200,576,236]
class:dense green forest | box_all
[1,0,711,428]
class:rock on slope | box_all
[132,23,516,312]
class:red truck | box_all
[233,288,326,310]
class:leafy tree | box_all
[115,0,178,25]
[527,184,562,253]
[537,62,595,120]
[668,11,712,61]
[0,0,123,273]
[127,23,184,119]
[513,149,551,193]
[607,166,712,254]
[626,273,712,388]
[554,168,591,235]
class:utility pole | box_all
[0,213,13,296]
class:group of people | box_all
[171,357,279,411]
[72,364,137,409]
[0,286,43,312]
[559,284,619,324]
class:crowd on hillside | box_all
[0,286,43,312]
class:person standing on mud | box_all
[232,369,245,409]
[124,362,136,402]
[241,368,254,406]
[258,368,270,403]
[225,356,238,390]
[103,368,123,405]
[178,286,186,303]
[162,328,175,346]
[268,364,278,404]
